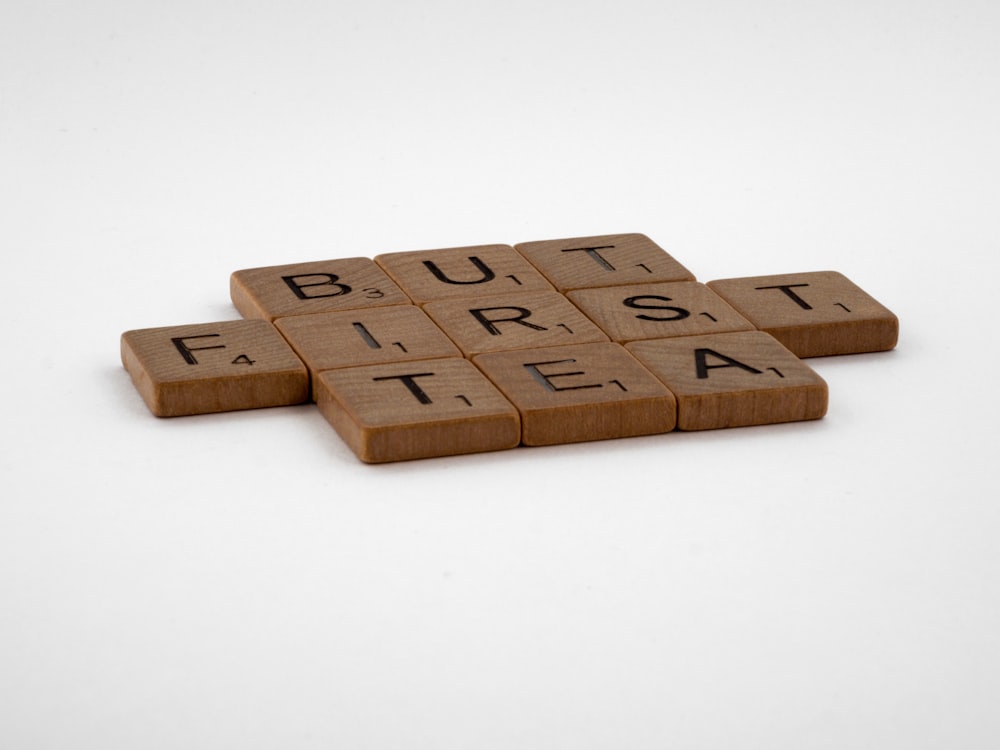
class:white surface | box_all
[2,1,999,748]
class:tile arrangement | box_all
[120,233,898,462]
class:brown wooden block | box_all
[274,305,464,398]
[423,290,610,356]
[314,358,520,463]
[626,331,828,430]
[567,281,756,343]
[514,233,695,292]
[706,271,898,357]
[374,244,554,304]
[231,257,411,322]
[473,342,676,446]
[121,320,309,417]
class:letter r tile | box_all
[121,320,309,417]
[473,342,677,446]
[626,331,828,430]
[314,358,521,463]
[230,257,411,321]
[514,233,695,292]
[707,271,899,357]
[374,244,554,304]
[422,290,610,356]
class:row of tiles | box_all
[121,233,897,462]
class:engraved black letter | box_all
[469,306,547,335]
[352,322,381,349]
[282,273,352,300]
[171,334,225,365]
[371,372,435,404]
[623,295,690,321]
[694,348,763,379]
[754,283,812,310]
[524,359,603,392]
[422,256,497,285]
[561,245,616,271]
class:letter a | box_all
[694,348,763,379]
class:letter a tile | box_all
[626,331,828,430]
[473,342,677,446]
[121,320,309,417]
[314,358,521,463]
[707,271,898,357]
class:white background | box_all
[2,1,998,748]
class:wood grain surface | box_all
[707,271,899,357]
[121,320,308,417]
[627,331,828,430]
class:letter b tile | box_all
[231,257,410,321]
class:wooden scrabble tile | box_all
[231,257,411,322]
[274,305,463,398]
[315,358,520,463]
[707,271,898,357]
[473,342,677,446]
[422,290,610,357]
[626,331,828,430]
[374,244,554,304]
[514,233,695,292]
[121,320,309,417]
[567,281,756,343]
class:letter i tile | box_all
[120,320,309,417]
[626,331,828,430]
[274,305,463,398]
[314,358,521,463]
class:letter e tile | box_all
[314,358,521,463]
[473,342,677,446]
[121,320,309,416]
[626,331,828,430]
